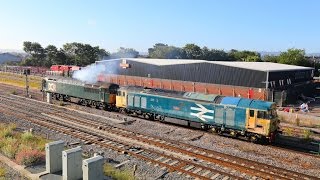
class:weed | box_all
[295,117,300,126]
[0,124,16,138]
[15,149,44,166]
[104,164,135,180]
[21,132,34,142]
[283,127,293,136]
[0,167,5,177]
[303,129,313,141]
[1,137,19,159]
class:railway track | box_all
[0,94,318,179]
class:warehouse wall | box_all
[98,74,267,100]
[97,60,267,88]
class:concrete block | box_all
[62,146,82,180]
[46,140,64,173]
[82,155,104,180]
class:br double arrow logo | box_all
[190,103,214,122]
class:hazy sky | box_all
[0,0,319,53]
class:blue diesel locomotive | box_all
[116,86,279,142]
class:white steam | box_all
[72,63,105,83]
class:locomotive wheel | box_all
[159,115,165,122]
[250,135,258,143]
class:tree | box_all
[45,45,67,66]
[148,43,184,59]
[63,42,109,66]
[228,50,261,62]
[183,44,202,59]
[278,48,308,66]
[111,47,139,58]
[22,41,46,66]
[263,55,279,63]
[201,47,229,61]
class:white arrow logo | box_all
[190,104,214,122]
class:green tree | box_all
[45,45,67,66]
[148,43,184,59]
[263,55,279,63]
[183,44,202,59]
[228,50,261,62]
[201,47,229,61]
[111,47,139,58]
[278,48,308,66]
[63,42,109,66]
[22,41,46,66]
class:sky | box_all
[0,0,319,53]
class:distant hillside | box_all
[0,53,23,64]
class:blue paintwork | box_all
[237,98,252,108]
[127,92,249,130]
[220,97,241,106]
[249,100,274,111]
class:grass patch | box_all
[21,132,35,143]
[0,72,41,90]
[15,149,44,166]
[1,137,19,159]
[0,167,5,177]
[104,164,135,180]
[303,129,313,141]
[283,127,293,136]
[0,124,16,139]
[0,123,48,165]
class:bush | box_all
[21,132,34,142]
[1,137,19,159]
[15,149,44,166]
[0,167,5,177]
[104,164,135,180]
[0,124,16,139]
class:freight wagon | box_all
[116,86,279,142]
[42,77,119,109]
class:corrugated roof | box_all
[101,58,313,72]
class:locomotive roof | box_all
[121,85,275,110]
[44,77,117,89]
[100,58,313,72]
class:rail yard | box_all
[0,67,319,179]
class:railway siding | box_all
[0,93,319,179]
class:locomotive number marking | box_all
[48,83,56,92]
[190,104,214,122]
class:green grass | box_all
[21,132,35,143]
[104,164,135,180]
[0,72,42,90]
[0,123,49,165]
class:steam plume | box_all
[72,63,105,83]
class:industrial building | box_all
[96,58,314,105]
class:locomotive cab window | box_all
[117,91,122,96]
[257,111,268,119]
[249,110,255,117]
